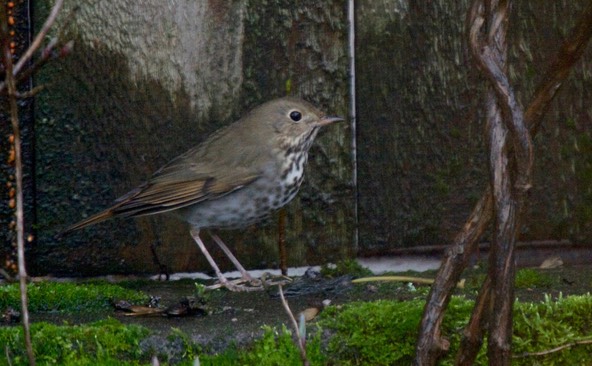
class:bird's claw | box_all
[260,272,293,287]
[206,272,292,292]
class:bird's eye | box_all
[289,110,302,122]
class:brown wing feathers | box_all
[60,174,258,236]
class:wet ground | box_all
[26,253,592,356]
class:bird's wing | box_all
[60,129,267,235]
[60,158,260,235]
[111,164,259,217]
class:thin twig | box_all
[5,345,13,366]
[0,6,35,366]
[10,40,74,92]
[278,209,288,276]
[278,285,309,366]
[15,84,47,99]
[12,0,64,75]
[0,0,73,95]
[455,270,492,365]
[0,267,15,281]
[513,339,592,358]
[278,285,300,336]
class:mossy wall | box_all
[32,0,351,276]
[14,0,592,276]
[356,0,592,252]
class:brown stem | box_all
[0,0,69,94]
[414,192,492,365]
[278,208,288,276]
[0,6,35,366]
[525,3,592,134]
[415,1,592,365]
[278,285,309,366]
[484,83,517,366]
[513,339,592,358]
[455,274,492,365]
[470,2,531,364]
[12,0,64,75]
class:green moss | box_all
[464,267,555,292]
[167,325,326,366]
[0,318,149,366]
[322,300,419,364]
[320,259,373,278]
[0,282,148,312]
[317,294,592,365]
[515,268,554,289]
[319,297,472,365]
[2,283,591,365]
[513,294,592,365]
[237,325,326,366]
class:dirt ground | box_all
[27,263,591,356]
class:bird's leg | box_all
[150,217,169,280]
[209,232,261,286]
[189,229,230,286]
[210,232,292,288]
[150,240,169,281]
[190,228,263,292]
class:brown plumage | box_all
[61,97,342,291]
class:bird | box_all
[60,97,343,291]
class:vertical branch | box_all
[485,76,517,364]
[455,273,492,365]
[278,285,309,366]
[414,192,492,364]
[415,2,592,365]
[0,5,35,366]
[278,209,288,276]
[470,1,533,363]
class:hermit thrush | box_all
[61,97,343,291]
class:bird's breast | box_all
[177,151,310,230]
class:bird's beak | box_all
[317,115,344,127]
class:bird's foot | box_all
[260,272,293,287]
[206,273,292,292]
[205,277,263,292]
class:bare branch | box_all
[13,0,64,75]
[0,5,36,366]
[525,2,592,132]
[415,2,592,365]
[455,274,492,365]
[469,0,533,192]
[513,339,592,358]
[15,84,47,99]
[278,285,309,366]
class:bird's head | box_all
[249,97,343,151]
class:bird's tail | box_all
[56,208,115,239]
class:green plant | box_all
[320,300,422,365]
[319,294,592,365]
[515,268,554,289]
[0,282,148,312]
[512,293,592,365]
[320,259,373,278]
[238,325,325,366]
[0,318,149,365]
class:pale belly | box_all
[173,175,303,230]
